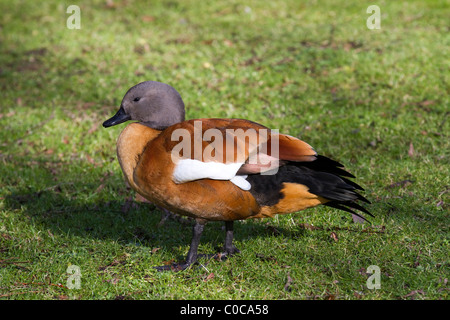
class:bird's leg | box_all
[155,220,205,272]
[223,221,240,257]
[185,221,205,265]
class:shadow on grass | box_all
[3,183,308,261]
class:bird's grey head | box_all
[103,81,186,130]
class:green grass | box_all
[0,0,448,300]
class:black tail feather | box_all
[247,154,372,220]
[354,192,371,204]
[341,201,373,217]
[305,155,356,178]
[323,202,371,222]
[340,176,365,191]
[292,155,372,219]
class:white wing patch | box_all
[172,159,251,190]
[230,175,251,191]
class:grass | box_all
[0,0,448,300]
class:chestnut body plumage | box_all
[103,81,371,271]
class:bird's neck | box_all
[141,109,185,130]
[116,122,161,192]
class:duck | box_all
[103,80,371,271]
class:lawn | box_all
[0,0,448,300]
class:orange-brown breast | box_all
[116,122,161,194]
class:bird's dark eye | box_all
[133,97,140,102]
